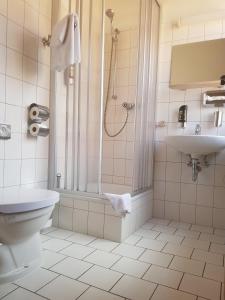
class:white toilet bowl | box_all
[0,188,59,284]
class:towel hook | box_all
[42,35,51,47]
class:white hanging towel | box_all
[104,193,132,216]
[50,13,81,71]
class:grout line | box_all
[0,286,19,300]
[177,272,185,291]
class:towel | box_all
[50,13,81,71]
[104,193,132,216]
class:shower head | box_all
[105,8,114,22]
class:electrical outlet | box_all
[0,124,11,139]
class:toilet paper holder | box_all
[28,103,50,137]
[28,103,49,122]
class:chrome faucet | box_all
[195,124,201,135]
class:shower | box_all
[104,9,135,138]
[49,0,159,194]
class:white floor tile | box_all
[143,265,183,289]
[79,265,122,291]
[2,288,46,300]
[136,237,166,251]
[141,222,155,230]
[157,233,183,244]
[148,218,170,226]
[84,250,120,268]
[66,233,96,245]
[78,287,124,300]
[0,283,17,298]
[203,263,225,282]
[199,233,225,245]
[88,239,119,252]
[139,249,173,267]
[60,243,95,259]
[182,238,210,251]
[42,238,72,252]
[111,257,150,278]
[175,229,200,239]
[169,221,191,230]
[41,227,57,234]
[210,243,225,255]
[162,242,193,258]
[111,275,157,300]
[15,268,58,292]
[134,228,159,239]
[214,228,225,237]
[38,276,88,300]
[47,229,74,239]
[123,234,141,245]
[112,243,144,259]
[191,224,213,234]
[192,249,223,266]
[169,256,204,276]
[152,225,177,234]
[50,257,92,279]
[40,235,51,243]
[151,285,196,300]
[41,250,66,269]
[180,273,221,300]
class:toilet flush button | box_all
[0,124,11,139]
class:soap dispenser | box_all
[178,105,188,128]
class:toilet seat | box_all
[0,188,59,214]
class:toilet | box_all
[0,188,59,284]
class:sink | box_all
[166,135,225,157]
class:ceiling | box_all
[158,0,225,23]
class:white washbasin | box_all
[166,135,225,157]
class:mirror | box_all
[170,38,225,90]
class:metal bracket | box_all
[0,124,11,139]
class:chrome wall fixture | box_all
[42,35,51,47]
[28,103,50,137]
[203,89,225,127]
[0,124,11,140]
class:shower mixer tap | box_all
[122,102,135,110]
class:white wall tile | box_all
[0,45,6,74]
[8,0,24,26]
[6,77,22,106]
[165,182,180,202]
[4,159,21,186]
[0,74,6,102]
[180,204,196,224]
[0,15,7,46]
[181,183,196,205]
[196,206,213,226]
[197,185,213,207]
[165,201,180,221]
[7,21,23,52]
[88,212,104,238]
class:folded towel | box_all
[51,13,81,71]
[104,193,131,216]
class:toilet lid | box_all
[0,188,59,213]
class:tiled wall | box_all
[53,189,153,242]
[154,18,225,228]
[0,0,51,189]
[102,28,138,187]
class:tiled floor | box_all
[1,218,225,300]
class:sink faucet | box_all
[195,124,201,135]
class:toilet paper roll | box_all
[29,103,49,121]
[29,123,49,137]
